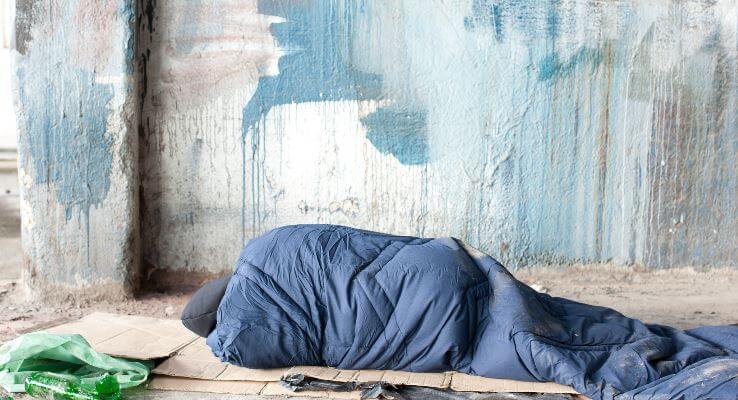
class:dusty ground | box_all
[515,264,738,329]
[0,279,195,342]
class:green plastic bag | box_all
[0,332,150,393]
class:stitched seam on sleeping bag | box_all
[374,279,408,366]
[235,265,321,362]
[351,242,407,364]
[324,230,386,363]
[373,243,413,345]
[240,273,316,341]
[374,239,462,368]
[515,330,637,351]
[462,281,491,369]
[354,269,391,350]
[231,323,314,367]
[335,284,391,368]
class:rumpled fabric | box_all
[0,332,150,392]
[208,224,738,400]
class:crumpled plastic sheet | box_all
[0,332,151,393]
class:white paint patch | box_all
[148,1,282,114]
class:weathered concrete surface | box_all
[139,0,280,275]
[0,38,17,150]
[140,0,737,274]
[0,151,21,280]
[13,0,140,299]
[12,0,738,295]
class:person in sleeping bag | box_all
[180,224,738,400]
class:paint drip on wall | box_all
[141,0,737,272]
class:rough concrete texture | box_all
[0,153,21,280]
[140,0,737,275]
[139,0,280,274]
[12,0,738,296]
[13,0,140,298]
[0,44,16,149]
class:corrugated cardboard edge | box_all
[450,373,578,394]
[153,340,575,394]
[152,339,577,394]
[148,376,361,399]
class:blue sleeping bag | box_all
[207,225,738,399]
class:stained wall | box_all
[141,0,737,273]
[14,1,738,296]
[13,0,140,296]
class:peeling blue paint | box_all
[361,108,428,165]
[463,0,567,42]
[538,48,603,81]
[464,0,505,40]
[120,0,137,75]
[243,0,383,133]
[144,0,736,272]
[19,67,115,220]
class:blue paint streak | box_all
[240,0,431,236]
[241,0,383,236]
[545,0,561,40]
[464,0,505,40]
[243,0,383,134]
[464,0,565,43]
[120,0,136,75]
[537,47,602,81]
[19,67,115,220]
[361,108,428,165]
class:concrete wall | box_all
[142,0,737,274]
[14,0,738,295]
[13,0,140,297]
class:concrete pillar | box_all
[13,0,140,299]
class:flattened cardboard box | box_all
[50,313,577,396]
[47,312,199,359]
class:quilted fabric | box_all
[207,225,738,400]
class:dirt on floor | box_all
[0,279,194,343]
[1,265,736,343]
[515,264,738,329]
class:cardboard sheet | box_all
[48,313,577,395]
[47,312,198,360]
[152,338,576,394]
